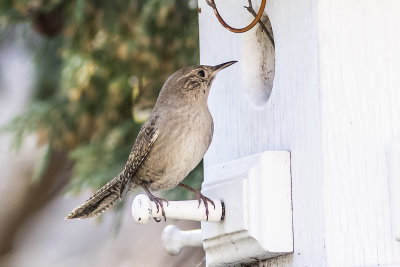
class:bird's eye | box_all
[197,70,205,78]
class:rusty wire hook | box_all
[205,0,266,33]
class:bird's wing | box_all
[124,115,159,178]
[66,116,159,219]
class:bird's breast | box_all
[134,107,213,191]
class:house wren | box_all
[67,61,237,220]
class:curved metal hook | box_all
[206,0,267,33]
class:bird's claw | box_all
[196,192,216,221]
[149,196,169,222]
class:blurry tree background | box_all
[1,0,200,198]
[0,0,201,258]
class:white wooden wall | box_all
[199,0,400,266]
[319,1,400,266]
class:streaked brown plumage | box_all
[66,61,237,220]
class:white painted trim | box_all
[201,151,293,266]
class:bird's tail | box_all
[66,172,127,219]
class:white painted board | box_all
[199,0,400,266]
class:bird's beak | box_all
[212,61,238,74]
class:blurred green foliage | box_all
[1,0,201,201]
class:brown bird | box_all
[66,61,237,220]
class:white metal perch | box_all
[131,194,224,224]
[161,225,203,255]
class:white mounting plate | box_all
[201,151,293,266]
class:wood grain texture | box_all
[200,0,324,266]
[199,0,400,266]
[318,0,400,266]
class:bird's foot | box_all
[178,183,215,221]
[195,192,215,221]
[141,183,169,222]
[149,195,169,222]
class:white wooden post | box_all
[199,0,400,266]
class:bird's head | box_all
[157,61,237,107]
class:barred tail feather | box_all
[66,172,126,219]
